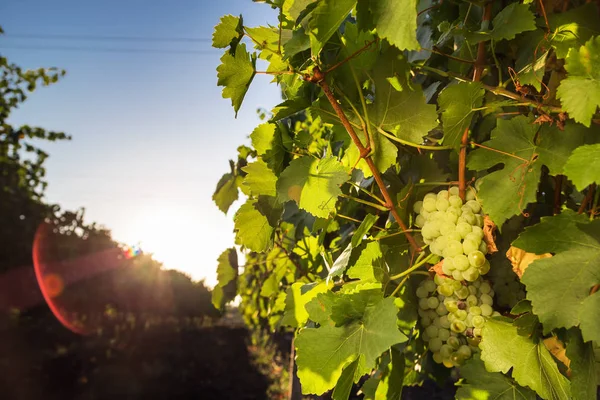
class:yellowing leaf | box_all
[506,246,552,279]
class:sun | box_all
[122,204,207,283]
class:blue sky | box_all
[1,1,282,285]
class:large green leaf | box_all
[456,355,536,400]
[250,122,291,174]
[346,240,387,282]
[491,3,536,41]
[566,328,598,400]
[547,3,600,59]
[234,197,279,252]
[277,156,349,218]
[280,281,330,327]
[212,248,238,308]
[480,318,571,400]
[212,172,239,213]
[467,117,585,227]
[513,211,600,342]
[438,82,485,152]
[557,36,600,127]
[295,295,407,394]
[242,159,278,197]
[308,0,357,56]
[368,0,419,50]
[368,49,438,145]
[563,143,600,190]
[212,14,243,49]
[216,43,256,117]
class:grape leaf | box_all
[347,240,388,282]
[566,328,598,400]
[283,0,317,21]
[491,3,536,41]
[212,248,239,308]
[308,0,357,56]
[250,122,291,173]
[280,281,330,327]
[295,295,407,394]
[368,49,438,145]
[271,98,311,121]
[563,143,600,190]
[234,197,278,252]
[513,211,600,342]
[305,291,337,325]
[213,172,239,213]
[456,354,536,400]
[557,36,600,127]
[480,318,571,400]
[242,159,278,197]
[328,243,354,282]
[342,125,397,178]
[277,156,349,218]
[438,82,485,151]
[467,117,585,228]
[260,251,294,297]
[547,3,600,59]
[367,0,420,50]
[212,14,243,49]
[216,43,256,117]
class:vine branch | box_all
[305,67,420,252]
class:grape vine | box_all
[211,1,600,398]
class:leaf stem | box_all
[390,275,410,297]
[338,213,385,231]
[376,127,453,151]
[578,184,595,214]
[347,181,387,205]
[374,229,420,241]
[339,193,390,211]
[325,38,379,74]
[389,253,435,281]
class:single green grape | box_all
[466,188,476,201]
[465,200,481,214]
[462,211,477,226]
[466,295,478,307]
[451,320,467,333]
[480,293,493,306]
[444,299,458,313]
[455,286,469,299]
[479,241,488,255]
[452,270,463,281]
[423,280,437,293]
[436,198,450,211]
[479,260,491,275]
[446,337,460,350]
[429,337,443,352]
[473,327,482,337]
[456,222,472,238]
[443,240,463,258]
[467,285,478,296]
[438,284,453,297]
[439,222,456,236]
[437,190,449,199]
[462,238,479,255]
[479,281,492,294]
[416,286,429,298]
[470,305,482,316]
[440,344,454,358]
[480,304,493,316]
[423,198,437,212]
[445,209,459,224]
[421,316,432,327]
[457,345,472,359]
[439,315,450,329]
[427,297,440,309]
[438,328,451,341]
[468,250,486,267]
[453,255,470,271]
[413,200,424,214]
[426,325,439,338]
[472,315,485,328]
[415,214,426,228]
[454,309,467,320]
[418,298,430,310]
[436,303,449,316]
[448,195,463,208]
[449,186,460,196]
[471,225,484,239]
[432,352,443,364]
[462,267,480,282]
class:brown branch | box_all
[578,184,595,214]
[325,38,379,74]
[306,67,420,252]
[459,3,492,201]
[537,0,551,32]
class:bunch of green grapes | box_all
[414,186,489,282]
[489,259,526,309]
[417,276,500,368]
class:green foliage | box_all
[456,355,536,400]
[513,211,600,342]
[216,43,256,116]
[211,2,600,398]
[563,143,600,190]
[557,36,600,127]
[480,319,571,400]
